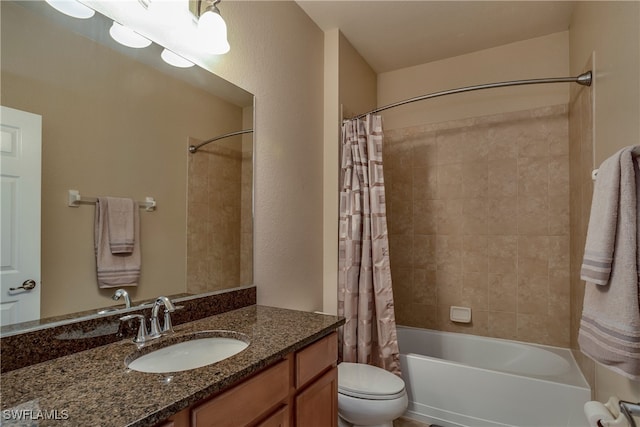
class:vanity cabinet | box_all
[192,358,291,426]
[158,332,337,427]
[255,406,290,427]
[294,368,338,427]
[294,332,338,427]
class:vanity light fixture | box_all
[109,22,152,49]
[196,0,230,54]
[161,49,195,68]
[45,0,95,19]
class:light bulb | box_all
[45,0,95,19]
[146,0,193,28]
[160,49,194,68]
[197,8,230,54]
[109,22,152,49]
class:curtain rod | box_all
[188,129,254,153]
[350,71,592,120]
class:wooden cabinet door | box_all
[294,367,337,427]
[296,332,337,388]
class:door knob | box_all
[10,279,36,291]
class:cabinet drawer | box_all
[192,359,290,427]
[295,332,337,388]
[255,406,289,427]
[154,408,189,427]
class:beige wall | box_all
[1,2,244,317]
[378,31,570,130]
[200,2,326,311]
[241,107,254,287]
[569,0,640,404]
[570,2,640,167]
[338,32,378,120]
[323,29,341,315]
[569,54,597,390]
[322,30,378,314]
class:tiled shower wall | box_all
[187,140,253,293]
[240,149,254,286]
[385,104,571,347]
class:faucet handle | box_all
[162,305,185,334]
[162,309,174,334]
[119,314,148,343]
[161,303,185,333]
[150,297,175,337]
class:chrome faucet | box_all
[119,314,149,344]
[118,296,177,344]
[112,289,132,308]
[150,296,176,337]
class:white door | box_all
[0,106,42,326]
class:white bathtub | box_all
[397,326,591,427]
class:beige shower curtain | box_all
[338,114,401,376]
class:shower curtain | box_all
[338,114,401,376]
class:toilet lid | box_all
[338,362,405,400]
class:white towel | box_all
[578,145,640,380]
[94,197,141,288]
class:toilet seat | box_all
[338,362,406,401]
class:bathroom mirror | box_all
[0,1,254,330]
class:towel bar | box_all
[619,400,640,427]
[599,397,640,427]
[67,189,156,212]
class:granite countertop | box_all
[0,305,343,427]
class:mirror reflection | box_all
[0,0,254,327]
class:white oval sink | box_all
[127,332,249,373]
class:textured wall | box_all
[323,30,378,314]
[569,56,596,389]
[378,32,570,130]
[203,2,326,310]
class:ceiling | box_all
[296,1,575,73]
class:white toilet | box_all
[337,362,408,427]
